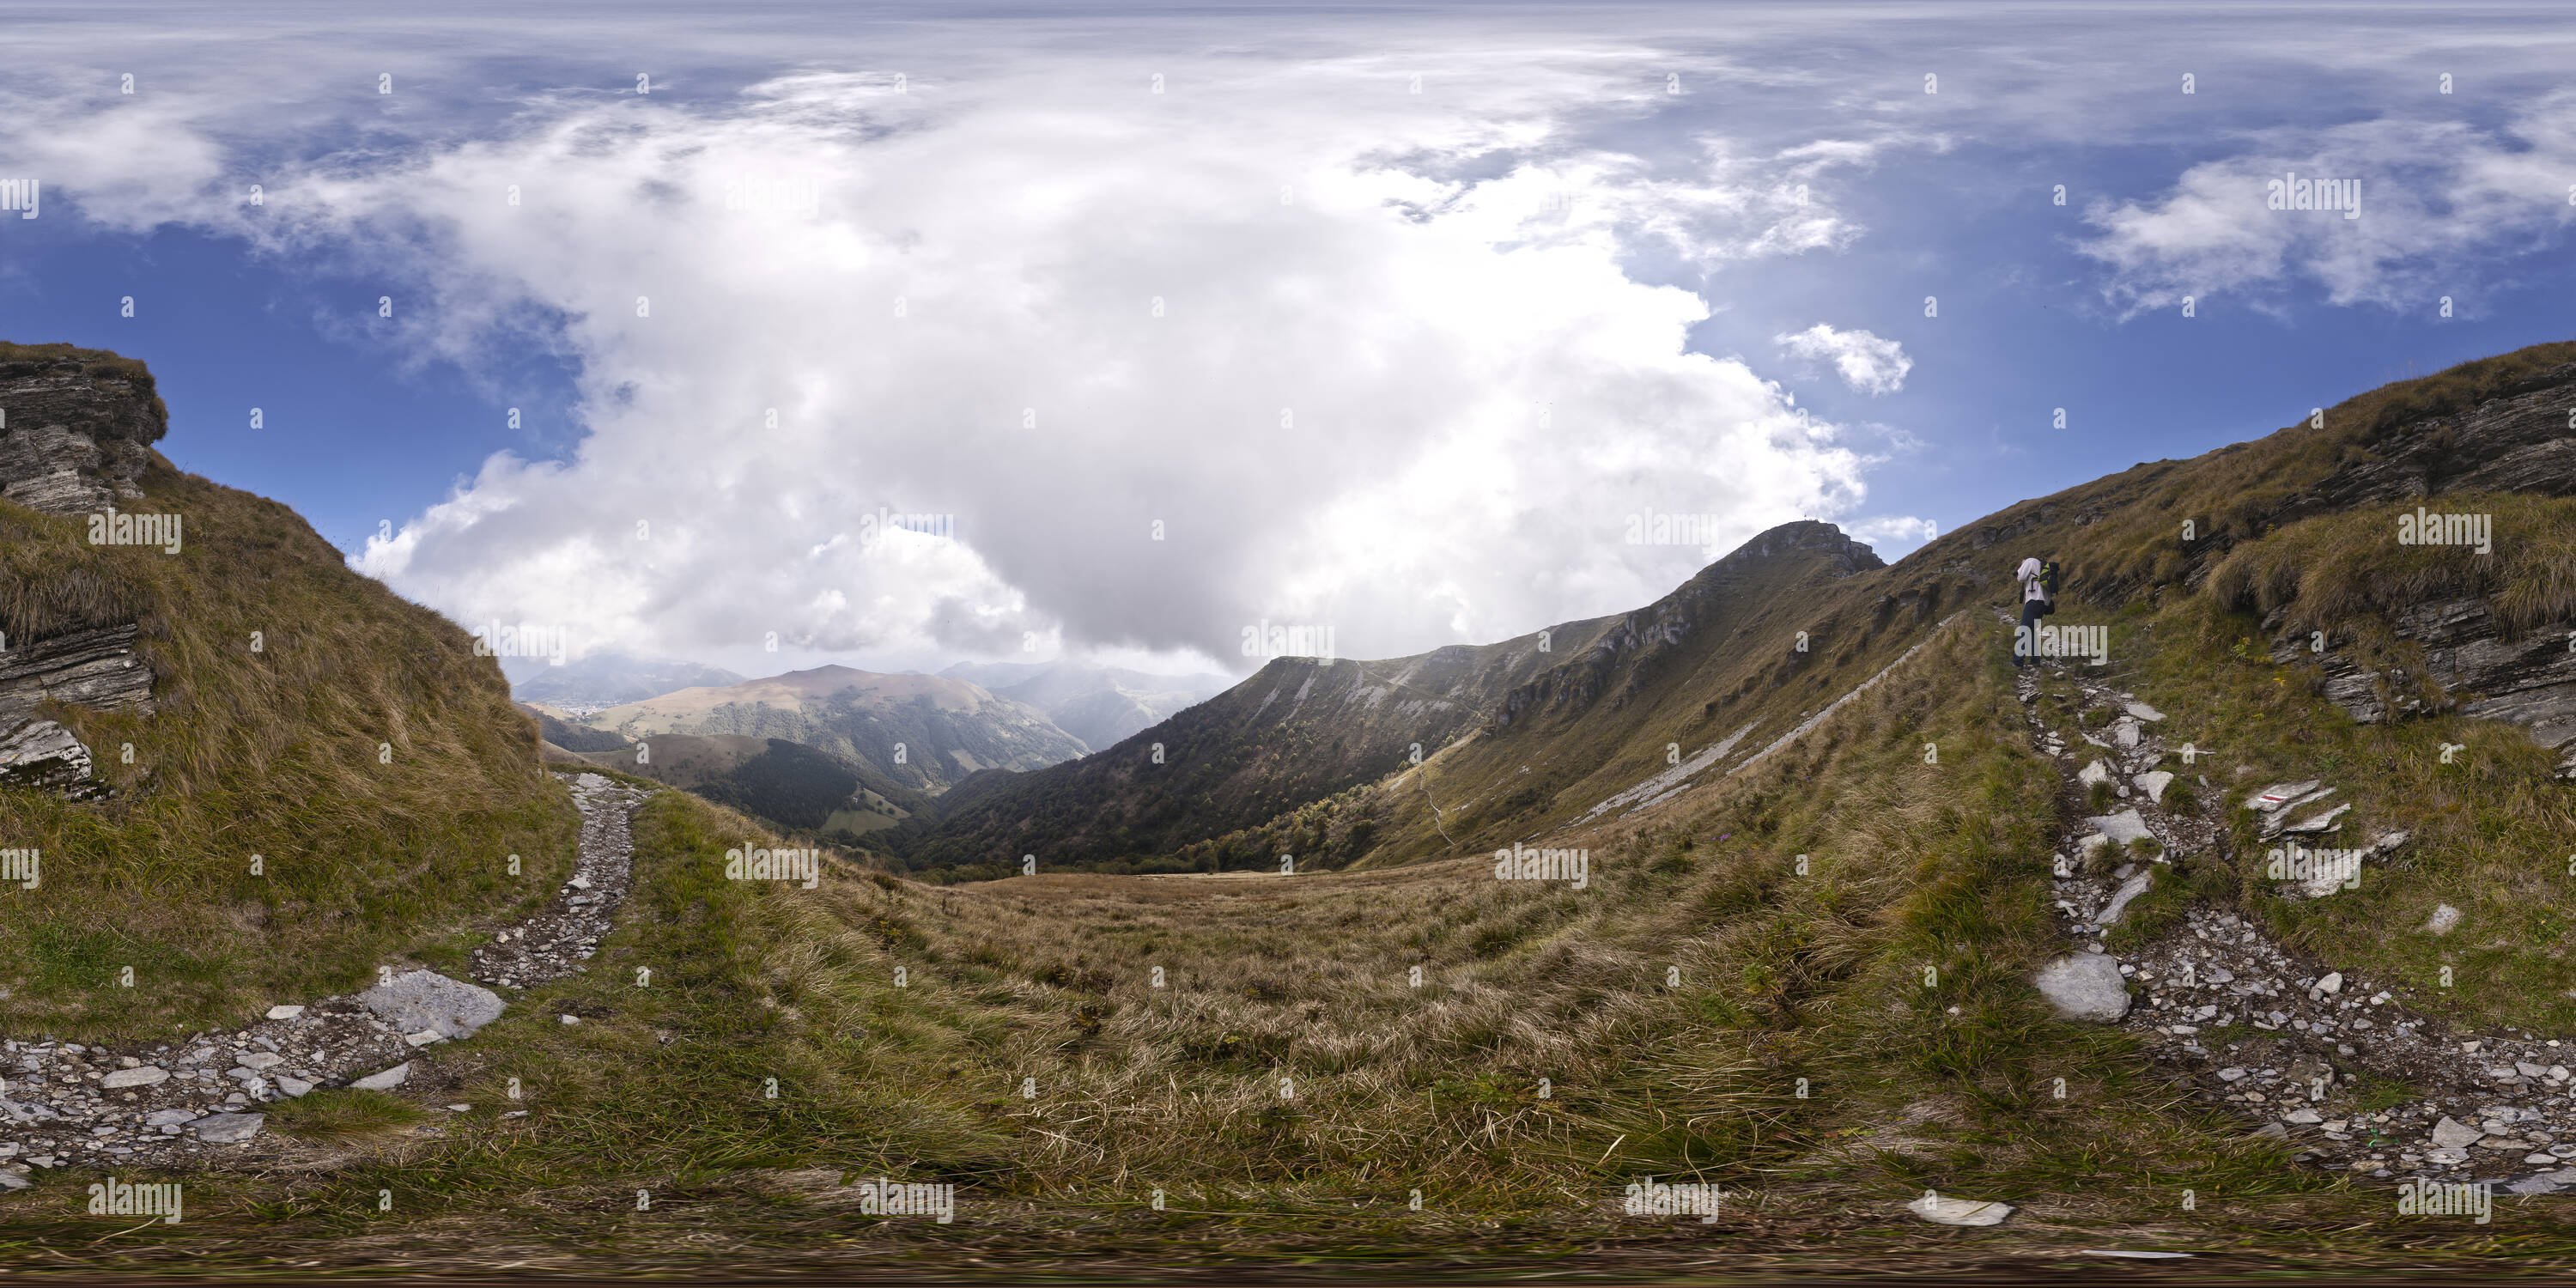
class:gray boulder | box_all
[2086,810,2154,847]
[2036,952,2130,1022]
[359,969,506,1040]
[2432,1116,2482,1149]
[192,1112,264,1144]
[349,1062,411,1091]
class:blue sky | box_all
[2,2,2571,677]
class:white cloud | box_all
[1773,324,1911,395]
[2080,98,2576,314]
[1845,514,1936,554]
[70,51,1880,670]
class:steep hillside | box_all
[906,342,2576,884]
[586,665,1084,793]
[939,659,1230,752]
[0,342,576,1038]
[899,609,1646,874]
[574,729,933,836]
[898,523,1884,876]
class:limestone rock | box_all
[1907,1192,2013,1225]
[0,624,155,729]
[192,1112,264,1144]
[349,1062,411,1091]
[2097,871,2153,926]
[2036,952,2130,1022]
[0,348,166,511]
[0,718,104,799]
[2086,810,2154,848]
[99,1066,168,1090]
[359,969,506,1040]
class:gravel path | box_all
[2014,646,2576,1197]
[0,772,650,1186]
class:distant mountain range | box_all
[938,659,1230,753]
[504,651,746,709]
[569,731,934,838]
[580,664,1086,793]
[895,524,1886,875]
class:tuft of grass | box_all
[264,1089,433,1140]
[2204,491,2576,638]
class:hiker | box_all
[2014,556,2058,666]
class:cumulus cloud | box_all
[1773,324,1911,395]
[2080,98,2576,314]
[12,46,1886,671]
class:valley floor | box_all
[11,616,2576,1277]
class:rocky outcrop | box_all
[0,623,155,727]
[2276,597,2576,778]
[2257,361,2576,774]
[2293,361,2576,514]
[0,623,154,799]
[0,343,169,517]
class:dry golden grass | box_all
[0,459,574,1039]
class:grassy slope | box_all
[11,347,2576,1270]
[1231,343,2576,882]
[12,617,2476,1272]
[0,457,576,1039]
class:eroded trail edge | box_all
[2015,644,2576,1197]
[0,772,650,1182]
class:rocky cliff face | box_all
[0,343,168,796]
[0,624,155,798]
[2262,360,2576,776]
[0,343,168,517]
[2293,361,2576,514]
